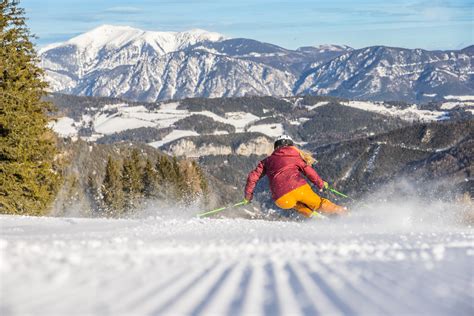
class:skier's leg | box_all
[294,202,314,217]
[297,184,346,215]
[319,198,347,214]
[295,184,322,209]
[276,188,315,217]
[275,193,297,210]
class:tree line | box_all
[95,149,209,217]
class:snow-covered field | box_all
[49,95,474,151]
[1,210,472,316]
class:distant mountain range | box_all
[40,25,473,103]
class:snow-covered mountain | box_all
[40,25,297,101]
[40,25,473,102]
[39,24,225,74]
[295,46,474,101]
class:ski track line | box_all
[147,260,227,315]
[282,262,320,315]
[94,269,161,307]
[284,263,321,315]
[262,261,281,316]
[30,263,152,314]
[113,266,191,312]
[124,261,218,314]
[239,261,266,315]
[187,263,235,316]
[226,265,253,316]
[315,262,394,314]
[289,261,347,316]
[272,261,306,316]
[194,262,247,316]
[303,261,388,315]
[293,261,354,315]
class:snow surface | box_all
[440,102,463,110]
[149,130,200,148]
[39,25,226,57]
[49,117,77,137]
[247,123,284,138]
[444,95,474,101]
[306,101,330,111]
[48,102,270,145]
[1,209,472,316]
[342,101,448,122]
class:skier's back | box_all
[244,135,346,217]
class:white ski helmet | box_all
[274,134,294,149]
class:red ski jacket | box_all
[244,146,324,201]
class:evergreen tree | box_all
[142,158,159,198]
[172,156,188,201]
[156,155,176,182]
[101,156,124,215]
[86,172,102,215]
[0,0,60,215]
[192,160,210,205]
[122,149,143,211]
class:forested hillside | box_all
[53,140,210,217]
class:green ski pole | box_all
[197,200,247,218]
[328,187,353,200]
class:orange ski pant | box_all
[275,184,344,217]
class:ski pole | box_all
[197,200,247,218]
[328,187,353,200]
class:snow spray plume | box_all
[132,194,220,220]
[324,177,473,234]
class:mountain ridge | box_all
[40,25,473,103]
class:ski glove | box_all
[244,192,253,202]
[242,198,250,205]
[320,181,329,192]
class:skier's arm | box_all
[244,161,266,201]
[300,164,324,190]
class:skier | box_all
[244,135,347,217]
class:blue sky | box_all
[22,0,473,50]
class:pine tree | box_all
[172,156,188,201]
[86,172,102,215]
[122,149,143,211]
[101,156,124,215]
[142,158,159,198]
[0,0,60,215]
[192,160,210,205]
[156,155,176,182]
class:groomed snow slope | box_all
[1,214,472,316]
